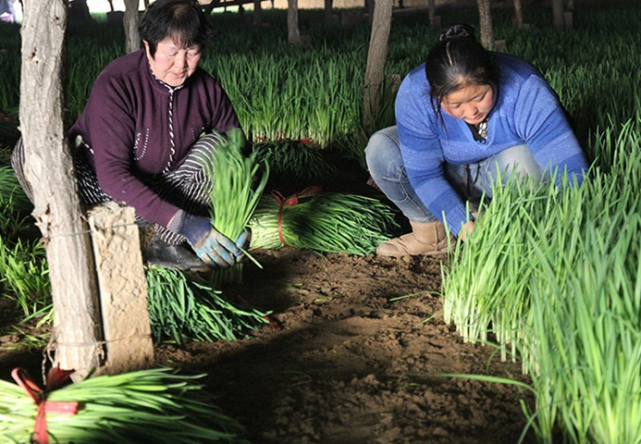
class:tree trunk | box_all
[563,0,573,30]
[253,0,262,26]
[512,0,523,28]
[287,0,300,44]
[552,0,563,30]
[365,0,374,26]
[20,0,103,380]
[324,0,333,25]
[477,0,494,49]
[124,0,140,53]
[427,0,437,29]
[362,0,393,136]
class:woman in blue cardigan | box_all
[365,23,589,257]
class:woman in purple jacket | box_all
[13,0,247,271]
[365,23,589,257]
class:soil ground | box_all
[0,156,538,444]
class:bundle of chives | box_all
[146,265,271,344]
[252,139,338,194]
[247,191,400,256]
[199,129,269,287]
[0,367,251,444]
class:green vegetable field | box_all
[1,2,641,443]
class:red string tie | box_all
[271,186,322,246]
[12,367,79,444]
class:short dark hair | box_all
[425,24,499,123]
[139,0,214,58]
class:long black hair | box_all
[139,0,214,57]
[425,24,499,124]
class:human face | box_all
[440,84,494,125]
[144,38,202,87]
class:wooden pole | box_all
[253,0,262,26]
[513,0,523,28]
[324,0,333,25]
[362,0,393,135]
[287,0,300,44]
[552,0,564,30]
[124,0,141,53]
[477,0,494,50]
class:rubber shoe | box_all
[146,237,209,272]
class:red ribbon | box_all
[270,186,322,246]
[12,367,79,444]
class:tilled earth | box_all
[155,248,538,444]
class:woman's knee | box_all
[491,144,545,183]
[365,126,403,178]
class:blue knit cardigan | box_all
[396,52,589,235]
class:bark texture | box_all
[428,0,438,29]
[553,0,564,30]
[324,0,333,24]
[362,0,393,136]
[513,0,523,28]
[253,0,262,26]
[124,0,140,53]
[477,0,494,49]
[287,0,300,44]
[20,0,103,380]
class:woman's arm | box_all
[512,75,589,184]
[395,68,471,237]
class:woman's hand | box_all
[178,214,240,268]
[458,220,475,242]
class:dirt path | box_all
[155,248,538,444]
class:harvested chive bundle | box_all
[0,367,251,444]
[146,265,271,344]
[200,129,269,287]
[248,192,400,256]
[252,139,338,194]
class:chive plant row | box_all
[442,109,641,443]
[1,5,639,158]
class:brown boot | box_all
[376,221,453,257]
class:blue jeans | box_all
[364,126,546,223]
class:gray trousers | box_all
[10,134,221,245]
[365,125,546,224]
